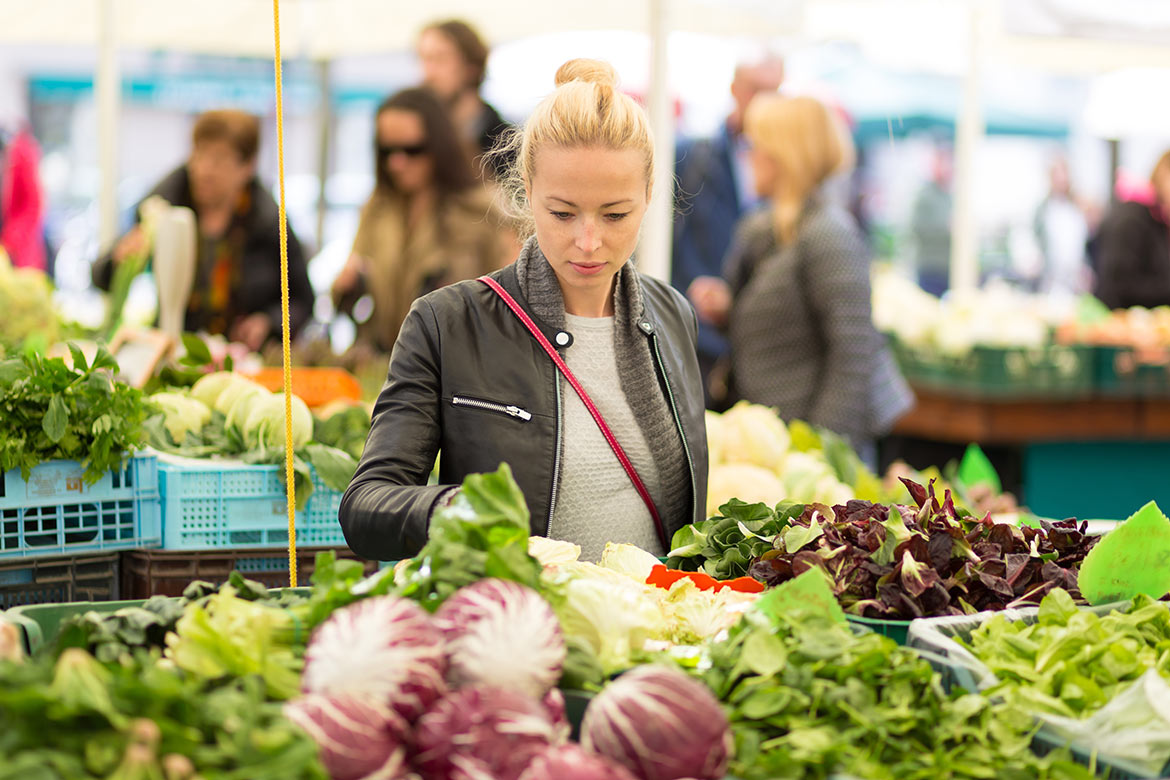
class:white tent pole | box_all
[950,0,986,292]
[96,0,120,250]
[640,0,674,282]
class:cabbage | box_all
[210,374,265,416]
[434,579,565,699]
[581,665,732,780]
[413,685,558,780]
[529,536,582,567]
[706,463,786,517]
[518,744,638,780]
[189,370,240,410]
[717,401,789,469]
[542,688,571,744]
[555,576,666,675]
[283,693,410,780]
[149,391,211,444]
[302,596,447,722]
[598,543,661,582]
[243,391,314,451]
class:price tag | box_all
[753,568,847,626]
[1078,501,1170,605]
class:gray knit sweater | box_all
[725,200,913,446]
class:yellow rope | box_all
[272,0,297,587]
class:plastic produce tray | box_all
[907,603,1168,779]
[121,546,376,598]
[0,551,120,608]
[158,458,344,550]
[845,614,913,644]
[892,340,1095,399]
[0,452,160,560]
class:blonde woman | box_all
[341,60,707,563]
[689,95,911,462]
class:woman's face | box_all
[377,109,434,194]
[527,145,649,314]
[189,138,253,211]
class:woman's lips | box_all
[570,262,605,276]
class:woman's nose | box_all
[575,220,601,253]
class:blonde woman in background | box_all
[689,95,911,464]
[341,60,708,563]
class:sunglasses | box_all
[378,143,428,158]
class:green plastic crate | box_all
[2,598,146,656]
[845,614,913,645]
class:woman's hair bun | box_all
[554,59,618,89]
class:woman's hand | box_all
[687,276,732,327]
[231,312,272,351]
[331,254,367,300]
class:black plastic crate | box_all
[0,551,120,608]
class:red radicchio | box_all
[581,665,732,780]
[518,743,640,780]
[283,693,410,780]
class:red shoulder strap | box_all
[479,275,665,548]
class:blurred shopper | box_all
[1094,150,1170,309]
[0,126,47,272]
[909,143,953,296]
[1033,155,1091,295]
[417,19,511,179]
[672,56,783,409]
[92,109,312,350]
[330,88,513,354]
[688,95,912,463]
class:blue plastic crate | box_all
[158,459,345,550]
[0,453,160,560]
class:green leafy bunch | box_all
[667,499,806,579]
[0,344,150,484]
[699,609,1096,780]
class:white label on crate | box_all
[26,463,87,499]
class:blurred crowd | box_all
[2,18,1169,454]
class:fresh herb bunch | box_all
[0,344,149,484]
[0,649,326,779]
[747,479,1098,619]
[699,608,1095,780]
[666,499,807,579]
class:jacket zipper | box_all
[546,373,562,535]
[451,395,533,421]
[649,332,698,528]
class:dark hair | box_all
[373,88,475,197]
[423,19,489,89]
[192,109,260,163]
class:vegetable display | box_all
[746,479,1098,618]
[0,345,149,483]
[0,251,59,355]
[698,587,1095,780]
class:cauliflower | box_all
[706,463,787,517]
[705,410,726,467]
[717,401,790,469]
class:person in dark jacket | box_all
[340,59,708,563]
[1094,150,1170,309]
[417,19,512,180]
[92,109,313,349]
[688,95,912,465]
[672,57,784,408]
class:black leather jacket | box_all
[339,263,709,561]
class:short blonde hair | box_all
[493,59,655,234]
[745,94,854,244]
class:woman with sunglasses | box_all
[340,60,707,563]
[331,88,514,354]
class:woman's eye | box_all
[550,211,573,221]
[605,212,630,222]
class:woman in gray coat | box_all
[689,94,912,463]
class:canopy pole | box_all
[950,0,986,292]
[96,0,120,251]
[314,59,332,250]
[640,0,674,282]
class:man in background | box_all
[671,56,784,408]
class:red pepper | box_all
[645,565,764,594]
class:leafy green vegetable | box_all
[696,606,1095,779]
[0,346,149,483]
[963,590,1170,721]
[0,651,326,779]
[311,403,371,461]
[667,499,805,579]
[396,463,543,611]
